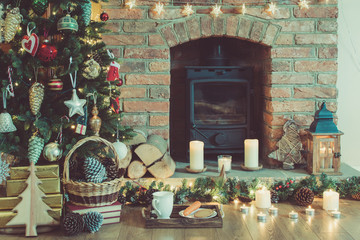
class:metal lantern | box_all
[305,102,343,175]
[57,14,78,31]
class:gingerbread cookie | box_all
[194,209,214,218]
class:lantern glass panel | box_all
[319,138,335,169]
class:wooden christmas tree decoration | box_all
[6,162,59,236]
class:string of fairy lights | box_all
[122,0,316,18]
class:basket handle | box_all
[63,136,121,182]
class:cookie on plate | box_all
[194,209,214,218]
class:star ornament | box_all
[182,3,194,17]
[265,2,278,16]
[64,89,86,117]
[125,0,136,9]
[210,4,223,18]
[152,2,165,16]
[298,0,310,10]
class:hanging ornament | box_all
[48,75,63,91]
[0,4,6,43]
[116,78,123,87]
[265,2,278,16]
[0,88,17,133]
[75,105,87,135]
[4,7,22,43]
[113,125,128,159]
[29,82,45,116]
[125,0,136,9]
[106,50,120,82]
[298,0,310,10]
[210,4,223,18]
[31,0,49,16]
[57,8,78,31]
[100,12,109,22]
[181,3,194,17]
[43,142,62,162]
[152,2,165,16]
[37,39,58,62]
[0,158,10,184]
[110,96,120,114]
[88,92,102,136]
[82,59,101,79]
[80,0,92,26]
[21,23,39,57]
[28,131,45,164]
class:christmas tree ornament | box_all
[63,212,84,236]
[113,140,128,160]
[100,12,109,22]
[65,89,86,117]
[75,105,87,135]
[21,23,39,57]
[0,158,10,184]
[0,4,6,43]
[80,0,92,26]
[83,211,103,233]
[28,132,45,164]
[106,50,120,82]
[0,87,17,133]
[37,39,58,62]
[110,96,120,114]
[116,79,123,87]
[4,7,22,43]
[82,59,101,79]
[57,10,78,31]
[31,0,49,16]
[43,141,62,162]
[294,187,314,206]
[88,91,101,136]
[29,82,45,116]
[83,157,107,183]
[48,75,63,91]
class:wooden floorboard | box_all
[1,199,360,240]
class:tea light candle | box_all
[257,212,266,221]
[255,187,271,209]
[218,155,232,172]
[269,205,278,215]
[244,139,259,168]
[189,140,204,170]
[332,210,341,218]
[323,189,339,211]
[289,211,298,219]
[306,206,315,216]
[240,204,249,214]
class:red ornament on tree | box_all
[48,77,63,91]
[37,40,58,62]
[100,12,109,21]
[116,78,123,86]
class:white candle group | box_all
[269,205,278,215]
[218,155,232,172]
[323,189,339,211]
[189,140,204,170]
[257,212,266,221]
[289,211,298,219]
[306,206,315,216]
[240,204,249,214]
[244,139,259,168]
[255,188,271,209]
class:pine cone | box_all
[238,194,252,203]
[144,188,158,205]
[63,212,84,236]
[79,0,91,26]
[83,157,107,183]
[294,187,314,206]
[106,165,119,181]
[271,190,279,203]
[118,194,126,205]
[28,134,44,164]
[83,211,103,233]
[29,82,45,116]
[101,157,115,168]
[352,192,360,201]
[32,0,49,16]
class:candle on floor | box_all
[269,205,278,215]
[331,210,341,218]
[323,189,339,211]
[244,139,259,168]
[189,140,204,171]
[217,155,232,172]
[289,210,298,219]
[255,187,271,209]
[240,204,249,214]
[306,206,315,216]
[257,212,266,221]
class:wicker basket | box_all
[63,136,123,207]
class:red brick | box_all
[294,61,337,72]
[271,74,314,84]
[102,35,145,46]
[150,115,169,126]
[318,47,337,59]
[124,101,169,112]
[262,24,279,46]
[126,74,170,85]
[263,112,291,126]
[318,74,337,85]
[266,100,314,113]
[120,114,147,126]
[264,125,283,140]
[294,6,338,18]
[295,34,337,45]
[264,86,291,98]
[293,87,337,99]
[103,9,145,19]
[249,21,265,42]
[174,22,189,44]
[149,34,165,46]
[148,128,169,140]
[123,21,157,33]
[293,114,314,126]
[160,26,178,47]
[201,16,212,37]
[186,18,201,40]
[226,16,239,36]
[119,88,146,98]
[214,17,225,36]
[246,7,290,20]
[149,9,183,20]
[271,47,313,58]
[277,21,315,32]
[318,20,337,32]
[119,61,146,73]
[108,48,121,58]
[124,48,169,59]
[272,61,291,72]
[275,34,293,45]
[149,62,170,72]
[150,87,170,99]
[238,18,252,38]
[103,22,122,32]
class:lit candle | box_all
[240,204,249,214]
[217,155,232,172]
[189,140,204,170]
[244,139,259,168]
[306,205,315,216]
[323,189,339,211]
[255,187,271,209]
[257,212,266,221]
[331,210,341,218]
[289,210,298,219]
[269,205,278,215]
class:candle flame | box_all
[234,199,239,204]
[309,205,312,209]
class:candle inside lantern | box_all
[255,187,271,209]
[244,139,259,168]
[289,210,298,219]
[331,210,341,218]
[217,155,232,172]
[240,204,249,214]
[323,189,339,211]
[306,205,315,216]
[269,205,278,215]
[257,212,266,221]
[189,140,204,170]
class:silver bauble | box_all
[0,111,17,133]
[112,140,128,159]
[43,141,63,162]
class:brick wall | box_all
[101,0,338,166]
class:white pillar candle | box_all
[217,155,232,172]
[269,205,278,215]
[289,211,298,219]
[255,188,271,209]
[240,204,249,214]
[189,140,204,170]
[306,206,315,216]
[323,189,339,211]
[244,139,259,168]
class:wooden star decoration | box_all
[64,89,86,117]
[210,4,222,18]
[241,3,246,15]
[153,2,165,16]
[125,0,136,9]
[298,0,310,10]
[265,2,278,16]
[182,3,194,17]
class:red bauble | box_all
[37,40,58,62]
[116,79,123,86]
[100,12,109,21]
[48,78,63,91]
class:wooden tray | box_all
[142,204,223,228]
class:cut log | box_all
[124,129,148,146]
[119,146,132,170]
[127,160,147,179]
[134,135,168,166]
[148,153,176,179]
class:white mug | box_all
[152,191,174,219]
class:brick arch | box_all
[157,15,281,48]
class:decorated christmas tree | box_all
[0,0,133,163]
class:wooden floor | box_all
[1,198,360,240]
